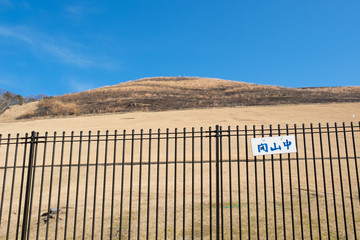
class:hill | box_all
[16,77,360,119]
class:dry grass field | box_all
[1,102,360,136]
[1,78,360,239]
[13,77,360,119]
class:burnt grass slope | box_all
[19,77,360,119]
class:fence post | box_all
[21,131,37,240]
[215,125,220,240]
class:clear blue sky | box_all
[0,0,359,96]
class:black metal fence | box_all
[0,123,360,239]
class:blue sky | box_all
[0,0,359,96]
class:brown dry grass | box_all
[1,129,360,239]
[38,99,79,116]
[1,102,360,239]
[17,77,360,119]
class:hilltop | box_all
[12,77,360,119]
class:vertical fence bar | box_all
[215,125,220,240]
[174,128,177,239]
[262,125,268,240]
[310,124,322,239]
[294,124,304,240]
[174,128,177,240]
[0,134,10,227]
[208,127,213,239]
[335,123,348,239]
[110,130,117,240]
[110,130,117,239]
[253,125,259,240]
[155,129,160,240]
[26,133,39,240]
[21,131,36,240]
[191,127,195,240]
[64,132,74,240]
[128,130,135,239]
[278,125,286,239]
[82,131,91,240]
[136,130,143,240]
[55,132,66,240]
[236,126,242,240]
[15,133,28,240]
[101,131,109,240]
[228,126,233,240]
[302,124,313,240]
[318,124,330,240]
[91,131,100,239]
[200,127,204,239]
[219,126,224,239]
[245,125,250,239]
[327,123,339,239]
[45,132,57,239]
[146,129,152,239]
[164,128,169,240]
[6,134,20,240]
[285,124,295,240]
[119,130,126,239]
[183,128,186,240]
[342,122,357,239]
[270,125,277,240]
[73,131,83,240]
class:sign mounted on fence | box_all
[251,135,297,156]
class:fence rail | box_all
[0,122,360,239]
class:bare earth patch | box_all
[0,101,38,122]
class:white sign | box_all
[251,135,297,156]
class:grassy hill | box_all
[18,77,360,119]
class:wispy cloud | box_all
[0,25,119,69]
[42,43,95,68]
[0,26,33,44]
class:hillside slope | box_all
[18,77,360,119]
